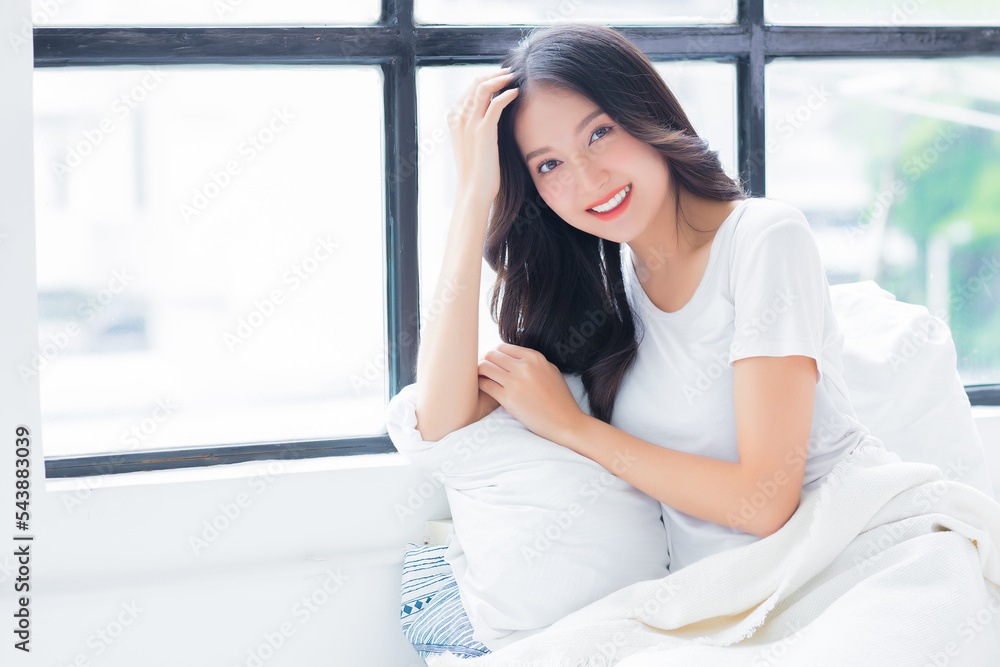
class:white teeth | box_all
[590,184,631,213]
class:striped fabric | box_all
[400,543,491,660]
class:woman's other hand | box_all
[446,67,519,208]
[477,342,586,445]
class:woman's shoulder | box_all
[731,197,812,247]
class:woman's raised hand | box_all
[446,67,519,209]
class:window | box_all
[33,66,387,458]
[766,58,1000,384]
[32,1,1000,478]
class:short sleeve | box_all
[728,216,828,384]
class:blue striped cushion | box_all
[400,543,491,659]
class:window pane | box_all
[417,62,735,360]
[765,58,1000,385]
[766,0,1000,26]
[30,0,380,26]
[416,0,736,25]
[33,66,386,457]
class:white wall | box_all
[975,407,1000,499]
[30,455,446,667]
[1,0,50,661]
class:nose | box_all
[575,154,607,196]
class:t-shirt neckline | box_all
[626,198,751,319]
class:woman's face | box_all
[513,83,671,244]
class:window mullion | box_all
[737,0,766,197]
[385,0,420,402]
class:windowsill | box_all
[972,405,1000,418]
[43,405,1000,493]
[44,450,411,493]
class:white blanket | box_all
[431,441,1000,666]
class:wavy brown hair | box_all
[486,23,745,424]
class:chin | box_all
[585,228,630,245]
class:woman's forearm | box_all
[558,416,802,539]
[414,196,494,442]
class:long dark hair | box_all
[486,23,745,424]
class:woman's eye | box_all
[537,159,556,175]
[535,125,613,176]
[591,125,612,142]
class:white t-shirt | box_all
[611,196,885,573]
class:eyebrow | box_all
[523,108,606,164]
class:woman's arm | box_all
[556,354,817,538]
[413,69,515,441]
[414,198,501,441]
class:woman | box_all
[416,21,875,574]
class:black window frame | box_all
[34,0,1000,478]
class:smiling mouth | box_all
[587,183,632,213]
[586,183,633,219]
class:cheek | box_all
[537,177,571,207]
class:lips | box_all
[586,183,633,221]
[586,184,631,211]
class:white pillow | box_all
[830,280,993,498]
[384,375,670,648]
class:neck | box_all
[628,186,725,277]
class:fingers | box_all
[467,67,512,104]
[477,359,505,387]
[450,71,497,123]
[496,341,529,359]
[484,86,519,123]
[478,374,500,397]
[472,72,515,120]
[448,68,516,127]
[483,348,517,370]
